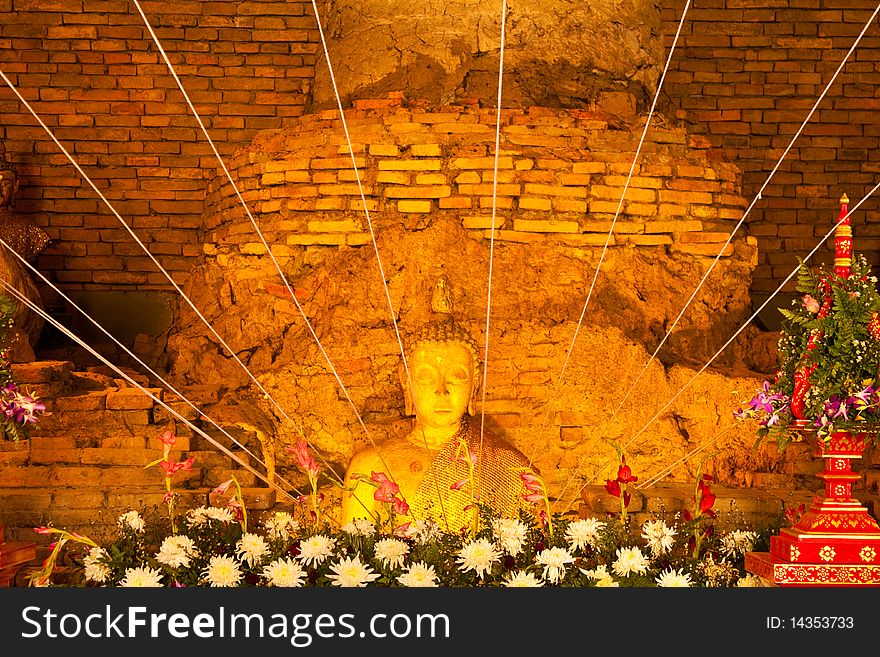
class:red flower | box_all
[870,312,880,341]
[616,457,638,485]
[697,479,716,513]
[604,479,621,497]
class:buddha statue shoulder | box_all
[341,277,535,531]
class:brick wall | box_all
[3,1,880,316]
[660,0,880,300]
[0,0,316,309]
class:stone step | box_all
[0,464,203,489]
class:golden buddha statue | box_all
[341,277,534,531]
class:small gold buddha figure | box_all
[0,151,48,360]
[341,277,534,531]
[0,152,50,263]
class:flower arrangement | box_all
[0,294,47,441]
[736,253,880,449]
[28,434,780,588]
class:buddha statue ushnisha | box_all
[341,277,535,531]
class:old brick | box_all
[54,392,107,412]
[383,185,451,199]
[397,200,432,213]
[378,159,442,171]
[512,219,579,233]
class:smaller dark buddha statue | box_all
[0,150,48,361]
[341,277,535,531]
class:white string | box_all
[599,1,880,438]
[479,0,508,472]
[0,68,361,502]
[130,0,393,487]
[528,0,691,466]
[0,275,299,504]
[0,69,299,431]
[305,0,415,399]
[0,236,307,499]
[552,3,880,508]
[301,0,453,529]
[560,179,880,512]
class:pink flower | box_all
[803,294,820,314]
[371,471,400,503]
[394,523,411,538]
[450,478,468,491]
[522,491,544,504]
[158,429,176,447]
[159,457,195,476]
[286,439,319,479]
[34,526,52,535]
[455,449,478,465]
[212,479,234,496]
[392,496,410,517]
[519,471,542,492]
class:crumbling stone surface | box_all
[311,0,663,110]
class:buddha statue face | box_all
[410,340,475,431]
[0,170,15,209]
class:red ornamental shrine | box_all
[745,196,880,586]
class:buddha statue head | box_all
[403,277,481,431]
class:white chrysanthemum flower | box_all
[535,547,575,585]
[156,535,198,569]
[580,564,611,581]
[736,574,764,588]
[262,557,306,587]
[298,534,336,566]
[264,512,299,542]
[504,571,544,588]
[612,546,650,577]
[655,568,693,587]
[374,538,409,569]
[720,530,759,559]
[595,575,620,587]
[397,562,439,588]
[236,533,269,568]
[327,555,380,587]
[342,518,376,537]
[492,518,528,557]
[456,539,502,577]
[641,519,678,557]
[203,555,243,587]
[83,547,111,583]
[187,505,236,526]
[118,566,163,588]
[565,517,605,552]
[117,511,145,533]
[405,520,443,545]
